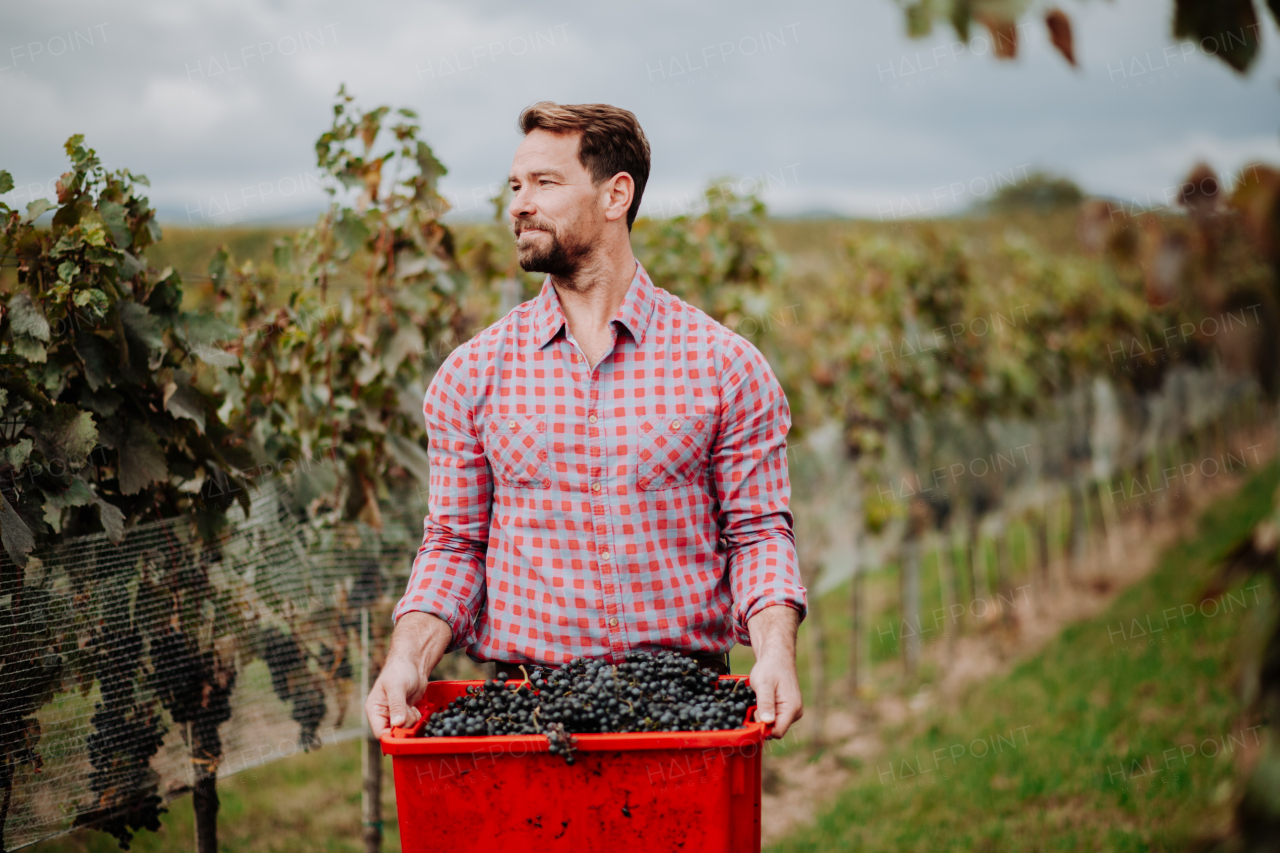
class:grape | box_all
[420,651,757,764]
[260,627,327,750]
[75,630,167,850]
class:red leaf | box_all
[978,14,1019,59]
[1045,9,1077,66]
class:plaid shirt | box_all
[393,259,806,664]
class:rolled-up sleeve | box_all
[392,348,491,652]
[712,337,808,643]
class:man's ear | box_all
[602,172,634,224]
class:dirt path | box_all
[760,428,1276,845]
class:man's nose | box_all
[509,186,536,219]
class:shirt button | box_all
[508,420,517,430]
[600,549,610,561]
[671,420,681,430]
[589,414,598,424]
[609,617,619,627]
[591,482,601,493]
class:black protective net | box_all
[0,472,458,850]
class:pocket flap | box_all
[638,415,710,490]
[489,414,548,487]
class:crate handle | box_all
[389,702,435,738]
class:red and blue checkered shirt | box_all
[393,259,806,664]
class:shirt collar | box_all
[528,259,658,350]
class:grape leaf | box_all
[0,170,13,194]
[387,433,431,485]
[9,293,52,342]
[5,438,33,468]
[33,404,99,469]
[42,476,96,534]
[164,383,207,434]
[93,494,125,543]
[117,250,145,281]
[415,141,447,188]
[78,385,122,418]
[383,325,424,374]
[118,301,164,354]
[98,200,132,249]
[334,209,371,258]
[74,333,112,392]
[12,336,48,363]
[1045,9,1076,66]
[23,198,54,224]
[0,492,35,568]
[1174,0,1260,73]
[118,423,168,495]
[978,14,1019,58]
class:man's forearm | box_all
[747,604,801,659]
[388,611,453,678]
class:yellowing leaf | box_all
[978,14,1019,58]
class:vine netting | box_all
[0,471,441,851]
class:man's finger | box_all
[365,689,391,739]
[753,671,778,724]
[772,696,802,738]
[386,678,412,730]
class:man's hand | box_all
[365,611,452,740]
[746,605,803,739]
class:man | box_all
[365,101,807,741]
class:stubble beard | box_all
[515,220,589,283]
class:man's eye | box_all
[540,179,553,186]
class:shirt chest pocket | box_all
[636,415,712,491]
[487,414,550,489]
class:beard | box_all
[514,218,588,279]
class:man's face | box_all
[508,129,604,281]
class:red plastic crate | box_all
[382,676,769,853]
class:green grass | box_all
[768,462,1277,852]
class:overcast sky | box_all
[1,0,1277,226]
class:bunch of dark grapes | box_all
[421,651,757,763]
[260,627,327,750]
[74,630,167,849]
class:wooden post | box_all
[848,473,864,701]
[849,562,863,700]
[994,527,1014,626]
[1067,476,1090,580]
[805,594,827,746]
[361,607,382,853]
[1095,477,1122,569]
[964,516,984,626]
[901,536,921,676]
[935,531,957,659]
[190,721,218,853]
[1035,505,1051,611]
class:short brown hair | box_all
[517,101,650,230]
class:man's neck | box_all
[551,243,637,369]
